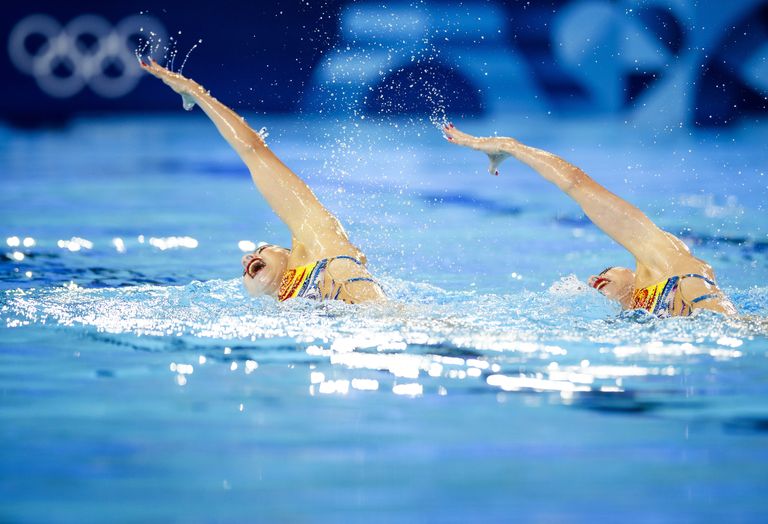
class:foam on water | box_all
[4,275,766,413]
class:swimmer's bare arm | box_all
[141,60,352,253]
[443,125,685,269]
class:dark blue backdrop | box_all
[3,0,767,127]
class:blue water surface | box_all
[1,114,767,523]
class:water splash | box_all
[179,39,203,74]
[133,25,202,77]
[3,273,766,414]
[4,276,765,351]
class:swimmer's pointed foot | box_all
[442,121,511,176]
[442,123,480,148]
[141,57,199,98]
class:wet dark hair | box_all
[598,267,614,277]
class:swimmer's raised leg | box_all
[140,59,383,304]
[141,59,354,257]
[444,124,509,176]
[443,123,676,267]
[443,123,736,316]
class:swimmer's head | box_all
[242,243,290,297]
[588,266,635,306]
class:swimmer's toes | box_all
[442,127,470,146]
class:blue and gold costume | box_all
[630,274,720,317]
[277,255,382,303]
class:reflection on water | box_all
[4,272,766,421]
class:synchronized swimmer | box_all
[142,59,735,317]
[443,125,736,317]
[142,59,385,304]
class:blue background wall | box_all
[3,0,767,127]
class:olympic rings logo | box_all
[8,14,166,98]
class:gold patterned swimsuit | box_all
[630,273,721,317]
[277,255,382,303]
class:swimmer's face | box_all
[242,244,290,297]
[588,266,635,307]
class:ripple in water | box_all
[3,275,767,420]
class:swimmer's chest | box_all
[277,257,379,303]
[631,276,681,315]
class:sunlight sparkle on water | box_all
[170,363,194,375]
[57,237,93,251]
[3,276,766,404]
[331,351,428,379]
[487,374,592,394]
[112,237,127,253]
[392,383,423,396]
[613,340,743,360]
[352,378,379,391]
[148,236,198,250]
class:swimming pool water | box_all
[1,115,767,522]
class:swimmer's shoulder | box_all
[639,231,713,279]
[325,255,385,303]
[290,235,367,266]
[669,260,737,315]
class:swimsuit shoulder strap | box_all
[324,256,384,299]
[344,277,376,284]
[679,273,717,286]
[690,293,721,305]
[679,273,720,305]
[332,277,382,300]
[329,255,364,266]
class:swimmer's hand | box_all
[140,58,199,96]
[442,123,513,176]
